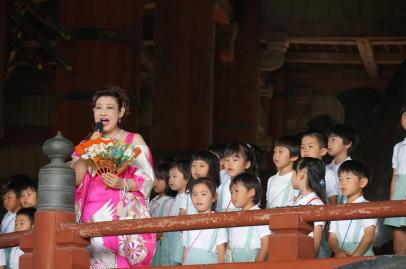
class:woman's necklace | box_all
[103,129,123,140]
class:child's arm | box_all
[256,235,269,262]
[328,195,337,205]
[179,208,187,215]
[328,232,350,257]
[216,243,226,263]
[351,225,376,257]
[313,225,323,255]
[389,168,396,198]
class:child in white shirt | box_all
[267,136,299,208]
[228,173,270,262]
[329,160,376,257]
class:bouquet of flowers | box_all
[75,138,141,177]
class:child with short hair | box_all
[290,157,327,255]
[327,125,358,203]
[266,135,300,208]
[182,178,227,265]
[217,143,260,212]
[228,173,270,262]
[209,144,229,185]
[10,207,36,269]
[180,151,220,215]
[384,105,406,254]
[328,160,376,257]
[160,160,190,265]
[301,130,338,204]
[19,180,38,208]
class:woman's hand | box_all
[102,173,125,189]
[90,131,102,140]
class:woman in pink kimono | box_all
[71,85,156,268]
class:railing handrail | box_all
[1,200,405,249]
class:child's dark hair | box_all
[190,177,218,210]
[301,129,327,148]
[189,151,220,187]
[92,85,130,121]
[169,160,191,181]
[224,143,262,173]
[338,159,370,182]
[328,125,359,155]
[155,160,177,197]
[2,174,32,197]
[399,105,406,136]
[17,207,37,225]
[230,173,262,205]
[295,157,327,204]
[208,144,226,160]
[274,135,301,158]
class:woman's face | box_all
[93,96,124,133]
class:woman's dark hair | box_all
[230,172,263,205]
[92,85,130,121]
[187,151,220,191]
[295,157,327,204]
[399,105,406,136]
[190,177,218,211]
[155,159,177,197]
[224,143,262,174]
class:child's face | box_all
[224,153,251,177]
[273,146,296,170]
[153,179,167,195]
[191,183,215,214]
[230,183,255,209]
[338,171,367,200]
[168,167,187,192]
[3,191,20,212]
[191,160,209,180]
[15,214,32,232]
[401,112,406,131]
[327,135,349,157]
[301,136,327,159]
[20,188,37,208]
[93,96,125,133]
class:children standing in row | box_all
[329,160,377,257]
[266,136,300,208]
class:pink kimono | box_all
[74,133,156,268]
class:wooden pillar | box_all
[54,0,144,144]
[213,0,260,144]
[0,0,6,138]
[152,0,215,156]
[269,67,286,139]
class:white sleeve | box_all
[256,225,271,239]
[392,143,399,170]
[362,218,377,229]
[329,221,337,234]
[216,228,228,246]
[180,193,188,210]
[325,169,338,198]
[266,176,272,208]
[0,249,5,266]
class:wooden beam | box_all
[356,38,379,78]
[214,0,233,25]
[287,36,406,45]
[285,51,406,65]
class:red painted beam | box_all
[62,200,406,238]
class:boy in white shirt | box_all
[10,207,36,269]
[328,160,377,257]
[267,135,300,208]
[327,125,359,204]
[228,173,271,262]
[301,130,338,204]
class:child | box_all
[209,144,229,185]
[217,143,260,212]
[0,249,5,269]
[182,178,227,265]
[228,173,270,262]
[180,151,220,215]
[301,130,338,204]
[290,157,327,255]
[327,125,358,204]
[384,105,406,255]
[160,160,190,266]
[19,180,38,208]
[10,207,36,269]
[329,160,376,257]
[266,135,300,208]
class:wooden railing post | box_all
[268,213,314,261]
[20,132,89,269]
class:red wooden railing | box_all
[1,200,406,269]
